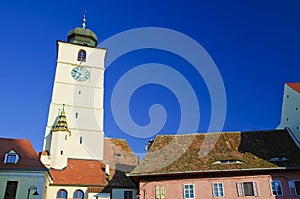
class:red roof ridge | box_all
[156,131,241,138]
[66,158,105,166]
[155,129,286,138]
[0,137,28,141]
[50,158,107,186]
[105,137,127,141]
[287,82,300,94]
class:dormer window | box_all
[212,159,243,164]
[77,50,86,62]
[114,153,122,158]
[269,156,289,162]
[4,150,20,164]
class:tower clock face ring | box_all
[71,66,90,81]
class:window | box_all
[269,156,289,162]
[75,112,78,119]
[7,155,16,163]
[4,181,18,199]
[289,180,300,195]
[212,160,243,164]
[271,180,283,196]
[156,185,166,199]
[57,189,67,199]
[77,50,86,62]
[124,191,133,199]
[184,184,194,198]
[114,153,122,158]
[4,150,19,164]
[73,190,84,199]
[80,136,83,144]
[236,182,258,197]
[213,182,224,197]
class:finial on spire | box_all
[82,10,87,29]
[52,104,70,133]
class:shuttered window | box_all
[156,185,166,199]
[236,182,258,197]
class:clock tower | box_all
[42,13,107,168]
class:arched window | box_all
[73,190,84,199]
[77,50,86,62]
[57,189,67,199]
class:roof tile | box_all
[0,138,46,170]
[50,159,106,186]
[287,82,300,94]
[131,130,300,174]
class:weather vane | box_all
[82,10,86,29]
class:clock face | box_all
[71,66,90,81]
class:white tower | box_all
[42,13,107,167]
[49,106,70,169]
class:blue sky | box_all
[1,1,300,156]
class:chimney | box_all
[144,139,154,151]
[105,164,110,176]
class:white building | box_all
[40,13,138,199]
[278,83,300,147]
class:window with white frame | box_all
[271,180,283,196]
[236,182,258,197]
[213,182,224,197]
[4,150,19,164]
[288,180,300,195]
[184,184,195,198]
[156,185,166,199]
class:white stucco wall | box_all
[42,41,106,164]
[277,84,300,147]
[48,185,88,199]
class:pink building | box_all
[129,130,300,199]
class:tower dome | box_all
[67,11,98,47]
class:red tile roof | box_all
[0,138,46,170]
[103,138,138,167]
[287,83,300,94]
[131,130,300,175]
[50,159,107,186]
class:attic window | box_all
[114,153,122,158]
[269,156,289,162]
[4,150,20,164]
[213,160,243,164]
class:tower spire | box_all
[52,104,70,133]
[67,10,98,47]
[82,10,86,29]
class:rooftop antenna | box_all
[82,10,87,29]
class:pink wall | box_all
[137,171,300,199]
